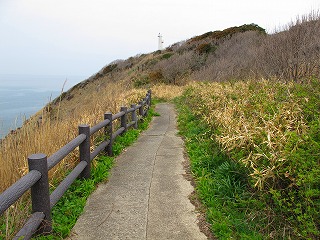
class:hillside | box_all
[47,13,319,120]
[46,23,267,119]
[47,15,319,239]
[1,11,320,239]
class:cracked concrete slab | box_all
[69,103,207,240]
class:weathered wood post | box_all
[104,112,113,156]
[120,106,127,134]
[28,153,52,235]
[148,89,152,107]
[138,101,144,118]
[144,93,149,116]
[131,104,137,129]
[79,125,91,179]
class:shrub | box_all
[102,64,117,74]
[132,75,150,87]
[160,52,174,60]
[196,43,217,54]
[189,23,266,42]
[148,70,164,83]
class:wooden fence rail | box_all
[0,90,152,239]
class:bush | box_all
[102,64,117,74]
[132,75,150,87]
[189,23,266,42]
[196,43,217,54]
[259,15,320,81]
[148,70,164,83]
[160,52,174,60]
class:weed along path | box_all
[69,103,207,240]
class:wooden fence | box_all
[0,90,152,239]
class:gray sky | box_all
[1,0,319,79]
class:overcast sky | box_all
[0,0,319,79]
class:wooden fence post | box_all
[79,125,91,179]
[138,101,144,118]
[104,112,113,156]
[144,93,149,116]
[28,153,52,235]
[120,106,127,134]
[131,104,137,129]
[148,89,152,107]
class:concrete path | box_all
[69,103,207,240]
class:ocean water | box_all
[0,74,86,139]
[0,87,59,138]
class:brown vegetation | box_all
[1,9,319,239]
[0,70,184,238]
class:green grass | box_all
[174,95,265,239]
[33,107,157,239]
[175,79,320,239]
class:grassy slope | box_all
[175,95,264,240]
[0,78,148,238]
[175,79,320,239]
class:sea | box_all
[0,74,86,139]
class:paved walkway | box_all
[70,103,207,240]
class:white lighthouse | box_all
[158,33,164,50]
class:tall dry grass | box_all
[0,79,148,238]
[0,80,146,191]
[151,83,185,101]
[183,79,320,237]
[184,80,312,189]
[0,76,185,238]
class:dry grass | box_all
[151,83,185,101]
[0,78,149,238]
[185,80,309,189]
[0,74,186,238]
[0,80,147,191]
[183,79,320,238]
